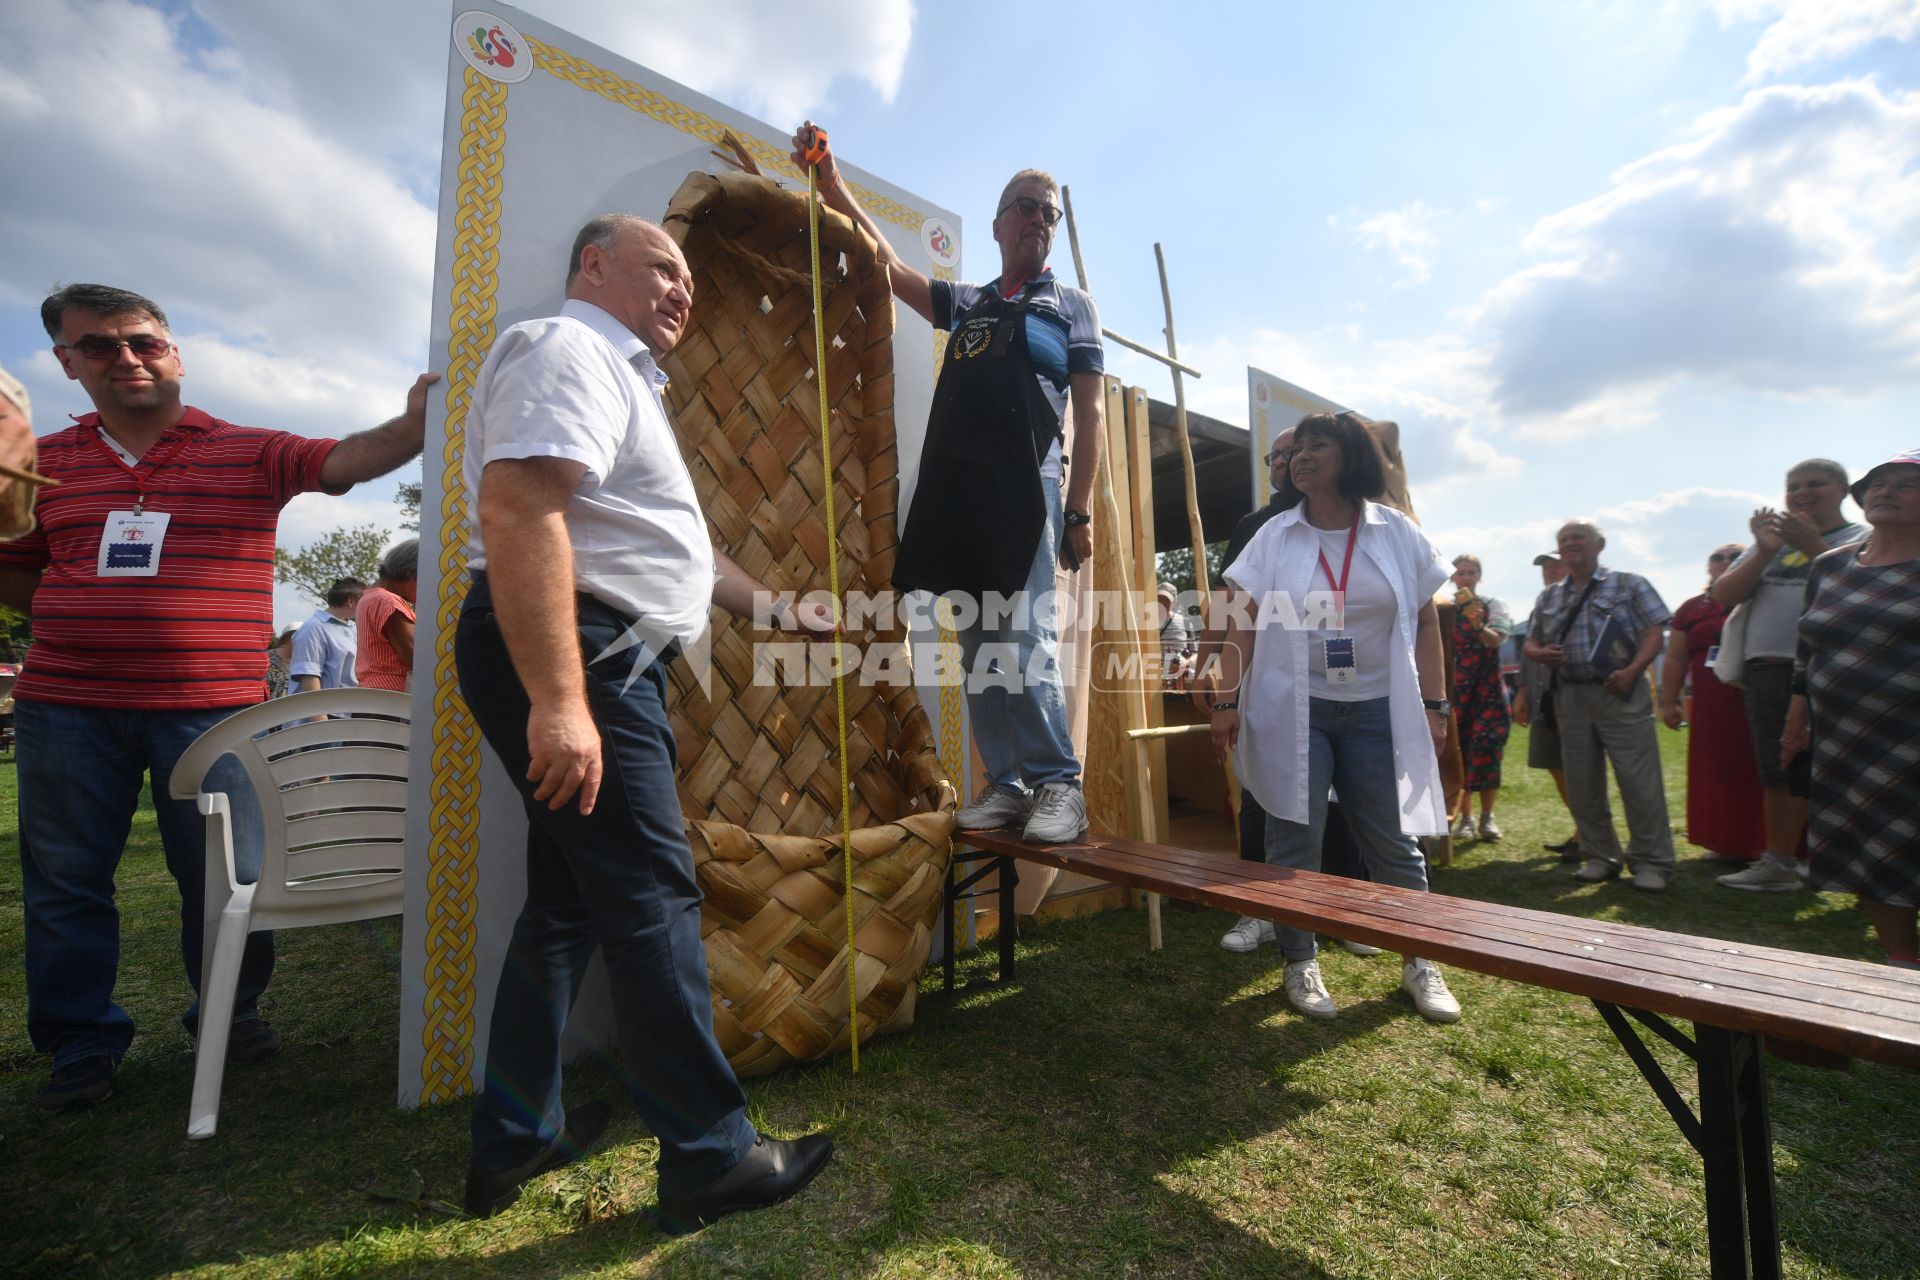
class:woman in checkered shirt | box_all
[1784,450,1920,969]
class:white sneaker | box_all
[1221,916,1275,953]
[1022,783,1089,844]
[1478,813,1504,842]
[1451,812,1477,841]
[1338,939,1383,957]
[1283,959,1338,1020]
[1716,851,1803,893]
[1402,958,1462,1023]
[954,784,1031,830]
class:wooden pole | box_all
[1062,188,1200,376]
[1155,242,1211,605]
[1101,328,1203,378]
[1062,185,1092,290]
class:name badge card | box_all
[97,510,171,577]
[1322,635,1358,685]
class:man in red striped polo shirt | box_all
[0,283,438,1112]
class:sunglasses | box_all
[59,334,175,361]
[1264,448,1297,465]
[1708,552,1739,563]
[998,195,1062,227]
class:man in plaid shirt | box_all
[1523,521,1675,891]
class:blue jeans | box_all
[1263,697,1430,962]
[457,578,755,1187]
[954,475,1080,790]
[18,699,270,1068]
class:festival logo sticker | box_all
[453,11,533,84]
[921,217,960,269]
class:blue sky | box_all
[2,0,1915,626]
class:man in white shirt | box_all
[456,215,834,1230]
[289,577,363,691]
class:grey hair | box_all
[1788,457,1848,487]
[378,537,420,582]
[995,168,1059,217]
[1558,520,1604,542]
[566,213,661,286]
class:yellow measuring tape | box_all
[807,156,859,1073]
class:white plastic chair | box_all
[168,688,411,1138]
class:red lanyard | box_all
[1315,512,1361,594]
[93,427,190,514]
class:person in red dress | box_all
[1659,544,1767,862]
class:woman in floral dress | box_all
[1448,555,1512,842]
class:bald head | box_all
[565,215,694,356]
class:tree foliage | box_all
[274,523,390,605]
[395,480,421,531]
[1156,541,1228,596]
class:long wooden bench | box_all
[941,829,1920,1280]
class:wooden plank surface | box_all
[961,830,1920,1071]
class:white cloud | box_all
[1480,78,1920,421]
[2,0,436,368]
[1711,0,1920,81]
[1353,202,1442,287]
[542,0,915,124]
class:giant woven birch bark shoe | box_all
[658,170,957,1076]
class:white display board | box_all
[1247,366,1344,507]
[400,3,961,1107]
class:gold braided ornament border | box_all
[418,66,507,1104]
[421,37,961,1100]
[528,38,926,232]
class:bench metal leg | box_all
[1594,1002,1781,1280]
[941,846,1019,990]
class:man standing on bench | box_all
[793,122,1103,845]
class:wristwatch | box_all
[1211,700,1238,712]
[1063,509,1091,527]
[1422,698,1450,714]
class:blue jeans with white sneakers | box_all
[1263,697,1430,962]
[953,476,1080,792]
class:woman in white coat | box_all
[1210,411,1461,1023]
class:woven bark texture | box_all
[659,170,957,1075]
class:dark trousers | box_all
[457,577,754,1186]
[1238,793,1369,882]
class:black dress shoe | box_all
[656,1132,834,1235]
[1544,837,1583,862]
[36,1056,118,1113]
[464,1101,613,1218]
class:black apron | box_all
[892,286,1062,600]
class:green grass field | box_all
[1,727,1915,1278]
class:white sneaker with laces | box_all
[1283,959,1338,1020]
[1478,813,1503,842]
[1221,917,1275,953]
[954,784,1031,831]
[1716,850,1803,892]
[1402,958,1462,1023]
[1022,783,1089,844]
[1451,812,1477,841]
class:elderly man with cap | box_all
[1511,551,1580,860]
[1523,522,1674,891]
[0,282,438,1112]
[792,122,1104,845]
